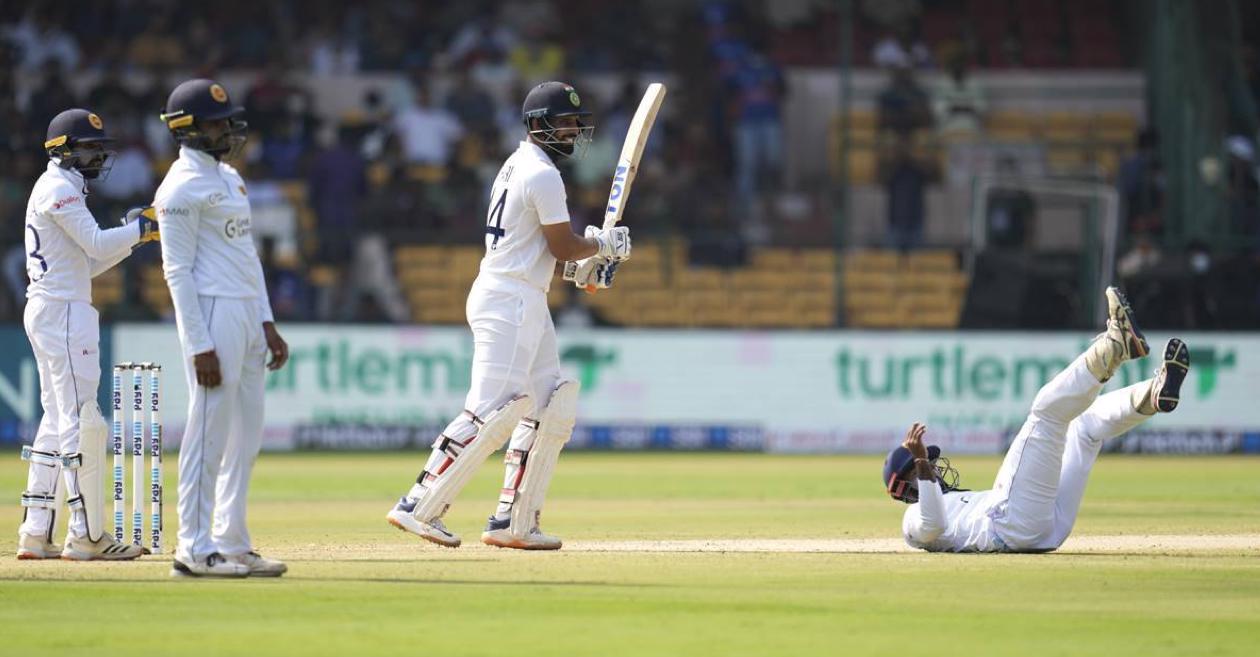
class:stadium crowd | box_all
[1,0,1256,329]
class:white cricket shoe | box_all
[16,533,61,560]
[481,515,563,551]
[61,534,146,561]
[171,552,250,578]
[386,504,461,548]
[1086,287,1150,382]
[225,551,287,577]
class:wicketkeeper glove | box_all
[121,206,160,244]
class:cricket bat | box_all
[564,82,667,290]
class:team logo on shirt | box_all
[239,185,247,196]
[87,113,103,130]
[224,216,252,238]
[52,195,81,210]
[210,84,229,103]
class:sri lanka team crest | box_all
[210,84,228,103]
[87,113,103,130]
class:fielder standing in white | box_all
[153,79,289,577]
[883,287,1191,553]
[387,81,631,550]
[18,108,158,561]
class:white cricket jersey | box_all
[154,146,273,356]
[478,141,571,290]
[23,162,139,302]
[902,481,1003,552]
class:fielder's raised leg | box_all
[387,82,630,550]
[18,109,158,561]
[883,287,1190,553]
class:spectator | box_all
[1117,234,1163,281]
[92,129,154,219]
[1224,135,1260,237]
[340,165,412,323]
[391,83,463,166]
[24,62,78,136]
[872,28,933,70]
[307,19,361,75]
[86,62,137,121]
[445,8,517,69]
[259,237,313,322]
[308,124,367,267]
[256,95,313,179]
[245,62,304,136]
[933,55,985,135]
[508,24,564,85]
[1117,128,1164,235]
[126,11,186,72]
[728,51,787,201]
[877,65,933,136]
[985,156,1036,248]
[878,134,939,250]
[444,69,498,135]
[1182,240,1219,328]
[2,6,80,73]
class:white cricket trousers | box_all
[990,353,1152,551]
[463,273,561,418]
[175,296,267,564]
[19,297,99,540]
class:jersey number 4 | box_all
[486,189,507,249]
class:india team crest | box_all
[568,90,581,107]
[87,113,103,130]
[210,84,229,103]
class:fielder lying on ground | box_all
[883,287,1190,553]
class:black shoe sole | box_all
[1155,339,1190,413]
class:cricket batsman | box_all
[883,287,1190,552]
[154,79,289,577]
[17,108,158,560]
[387,81,630,550]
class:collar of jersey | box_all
[179,145,220,169]
[519,140,557,167]
[46,159,85,187]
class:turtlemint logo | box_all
[561,344,615,393]
[1190,346,1235,397]
[835,342,1238,403]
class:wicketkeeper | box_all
[17,108,158,560]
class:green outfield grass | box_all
[1,452,1258,656]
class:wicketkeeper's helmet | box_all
[882,444,962,503]
[45,108,115,179]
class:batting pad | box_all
[408,395,531,522]
[509,380,579,537]
[66,401,108,541]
